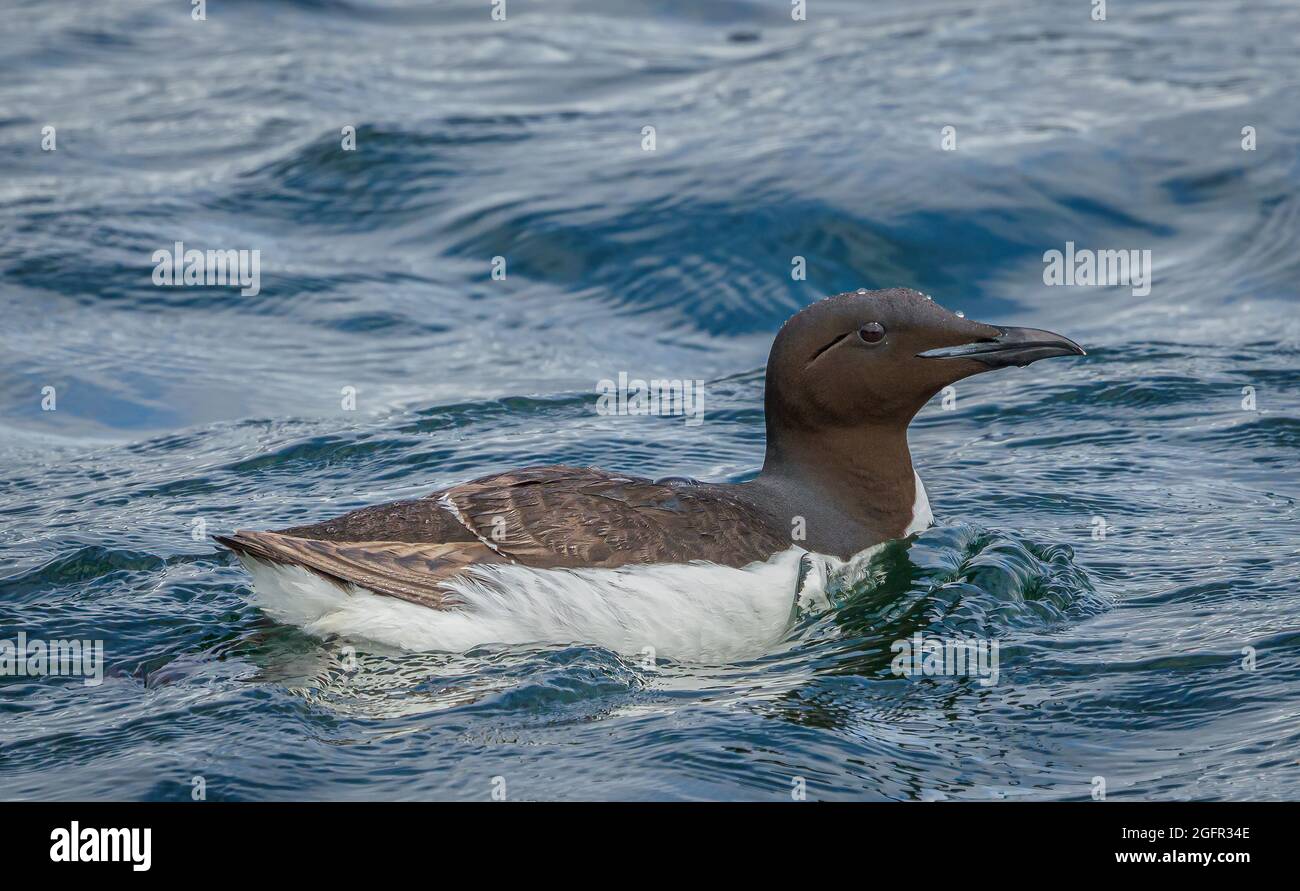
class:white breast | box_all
[904,470,933,536]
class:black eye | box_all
[858,322,886,344]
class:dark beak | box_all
[916,325,1085,368]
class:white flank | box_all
[240,547,815,662]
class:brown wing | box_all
[214,531,503,609]
[217,465,786,612]
[275,498,477,544]
[443,465,787,568]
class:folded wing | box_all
[217,465,788,610]
[214,532,502,609]
[443,465,785,568]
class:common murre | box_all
[215,288,1083,652]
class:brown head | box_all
[760,288,1084,480]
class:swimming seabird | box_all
[215,288,1084,612]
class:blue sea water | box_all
[1,0,1298,800]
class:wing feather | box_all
[444,465,785,568]
[215,531,503,609]
[217,465,787,614]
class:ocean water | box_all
[2,0,1298,800]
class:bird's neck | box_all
[751,421,919,553]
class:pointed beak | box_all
[916,325,1085,368]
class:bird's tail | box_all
[214,530,501,609]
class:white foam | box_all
[240,547,814,662]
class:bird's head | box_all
[764,287,1085,433]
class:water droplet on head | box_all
[955,310,965,318]
[856,288,868,295]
